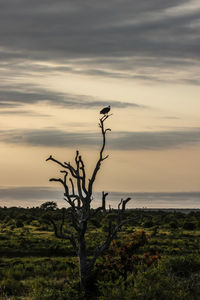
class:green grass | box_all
[0,208,199,299]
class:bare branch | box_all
[58,208,78,253]
[69,178,75,195]
[118,197,131,224]
[60,170,68,184]
[102,191,108,211]
[49,177,70,198]
[46,155,82,180]
[102,155,109,161]
[47,155,68,169]
[88,217,131,272]
[88,115,111,197]
[89,195,131,270]
[46,155,52,161]
[92,191,108,217]
[118,198,123,211]
[64,162,79,178]
[50,217,77,253]
[122,197,131,212]
[74,151,84,201]
[79,155,88,196]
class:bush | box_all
[143,220,153,228]
[183,222,196,230]
[169,221,179,229]
[166,255,200,278]
[132,263,189,300]
[0,278,24,296]
[30,220,40,227]
[16,220,24,228]
[31,277,84,300]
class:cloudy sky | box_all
[0,0,200,207]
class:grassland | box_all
[0,207,199,299]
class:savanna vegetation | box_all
[0,206,199,299]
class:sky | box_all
[0,0,200,208]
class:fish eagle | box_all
[100,105,111,115]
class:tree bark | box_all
[78,235,88,290]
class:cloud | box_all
[0,127,200,150]
[0,102,19,108]
[0,86,142,109]
[161,116,181,120]
[110,130,200,150]
[0,129,99,148]
[0,0,199,83]
[0,109,49,116]
[0,186,62,201]
[0,0,193,59]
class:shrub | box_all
[143,220,153,228]
[166,255,200,278]
[16,220,24,228]
[132,263,189,300]
[30,220,40,227]
[169,221,179,229]
[183,222,196,230]
[0,278,24,296]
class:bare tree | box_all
[46,114,131,290]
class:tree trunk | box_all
[78,236,88,290]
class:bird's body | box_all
[100,105,111,115]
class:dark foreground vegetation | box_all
[0,206,199,299]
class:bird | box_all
[100,105,111,115]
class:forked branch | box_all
[88,197,131,271]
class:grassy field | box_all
[0,207,199,299]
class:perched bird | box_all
[100,105,111,115]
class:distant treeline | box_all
[0,205,200,233]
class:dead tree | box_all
[46,114,131,290]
